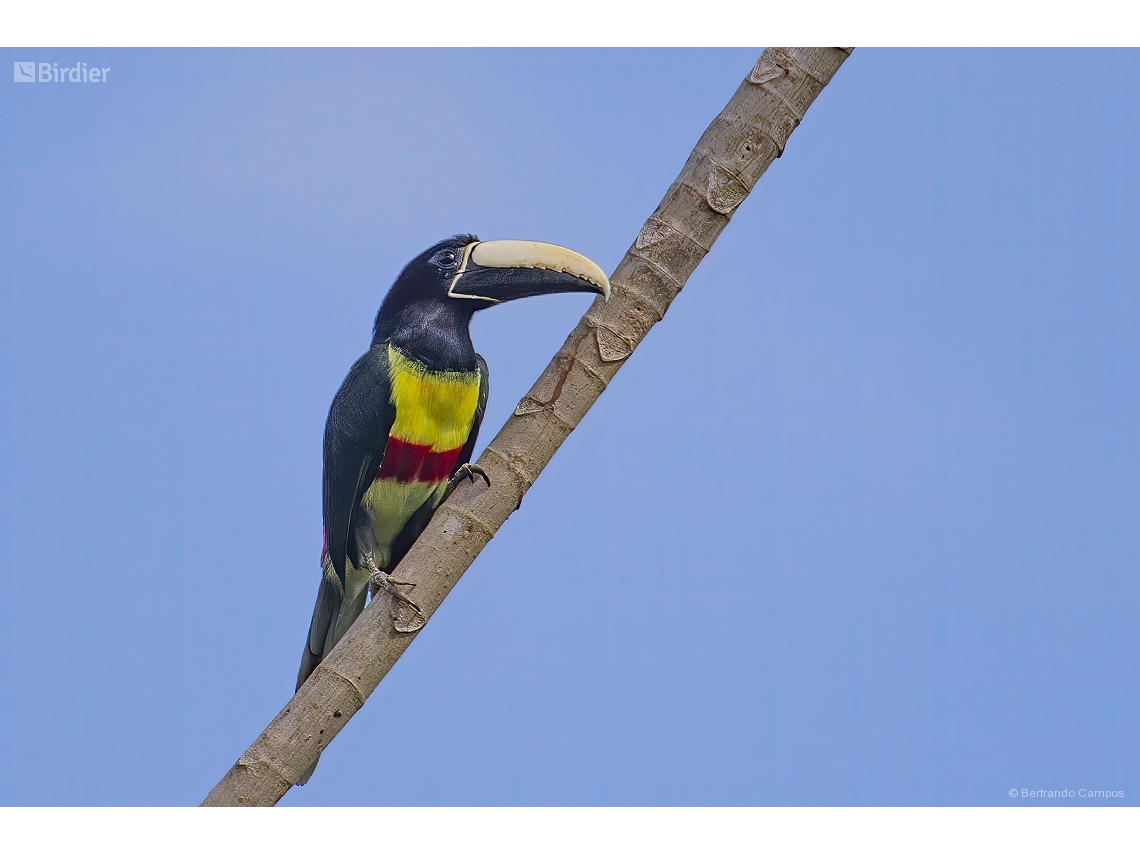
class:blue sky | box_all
[0,49,1136,806]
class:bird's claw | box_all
[370,571,414,590]
[369,569,426,633]
[442,463,491,502]
[455,463,490,488]
[369,569,420,602]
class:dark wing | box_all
[454,354,489,472]
[322,346,395,586]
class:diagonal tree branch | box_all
[203,47,852,807]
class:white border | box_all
[3,0,1139,47]
[4,3,1135,845]
[3,807,1137,854]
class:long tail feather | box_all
[294,559,369,786]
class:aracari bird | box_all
[295,235,608,783]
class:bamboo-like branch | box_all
[203,47,851,807]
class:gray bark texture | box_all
[203,46,851,807]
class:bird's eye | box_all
[437,251,458,268]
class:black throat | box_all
[372,298,478,373]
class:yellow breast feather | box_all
[387,344,480,451]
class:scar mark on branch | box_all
[548,326,589,406]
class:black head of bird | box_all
[372,234,610,370]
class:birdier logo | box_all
[13,61,110,83]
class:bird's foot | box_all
[443,463,490,502]
[369,569,426,634]
[456,462,490,487]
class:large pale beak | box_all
[448,240,610,305]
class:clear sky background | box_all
[0,49,1136,807]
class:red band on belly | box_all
[377,436,462,483]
